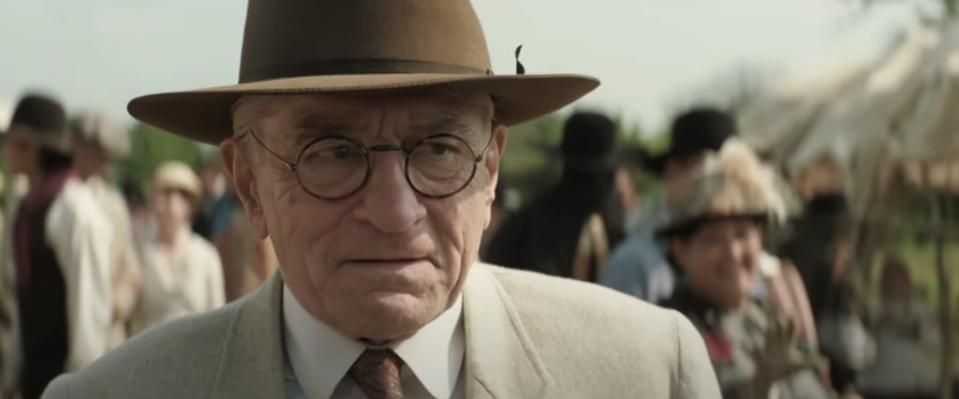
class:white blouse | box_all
[133,229,224,333]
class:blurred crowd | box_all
[0,93,276,399]
[483,109,957,399]
[0,90,955,399]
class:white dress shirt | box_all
[282,286,464,399]
[86,176,141,349]
[45,178,116,371]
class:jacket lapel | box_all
[462,264,551,399]
[208,264,549,399]
[209,273,288,398]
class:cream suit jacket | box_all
[43,263,720,398]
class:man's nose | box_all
[352,151,426,233]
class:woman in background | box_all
[132,161,224,332]
[658,140,830,398]
[858,254,941,398]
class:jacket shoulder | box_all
[484,264,677,328]
[480,264,720,397]
[44,300,242,398]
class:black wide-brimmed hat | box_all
[560,111,616,171]
[5,93,70,154]
[645,107,736,175]
[128,0,600,145]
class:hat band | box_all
[240,58,491,83]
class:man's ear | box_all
[483,123,508,206]
[221,139,269,239]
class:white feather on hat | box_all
[661,139,788,236]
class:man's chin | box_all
[346,293,439,341]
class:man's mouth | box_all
[344,258,430,267]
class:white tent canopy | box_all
[740,26,959,210]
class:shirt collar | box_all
[392,294,464,398]
[282,285,464,399]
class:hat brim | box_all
[128,73,599,145]
[655,213,769,241]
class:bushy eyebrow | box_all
[286,114,355,145]
[285,110,487,147]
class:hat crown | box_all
[10,94,66,135]
[664,140,786,231]
[239,0,492,83]
[668,108,736,157]
[561,111,616,170]
[153,161,202,200]
[71,112,131,157]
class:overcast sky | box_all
[0,0,922,134]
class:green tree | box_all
[116,122,204,195]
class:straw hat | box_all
[657,140,787,238]
[152,161,202,202]
[71,112,131,158]
[128,0,600,144]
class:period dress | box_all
[133,228,224,332]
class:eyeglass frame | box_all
[236,125,496,200]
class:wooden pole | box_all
[933,187,954,399]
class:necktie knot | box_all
[348,349,405,399]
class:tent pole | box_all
[933,190,954,399]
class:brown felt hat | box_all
[128,0,600,145]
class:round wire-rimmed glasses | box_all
[239,128,494,200]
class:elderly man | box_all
[43,1,720,398]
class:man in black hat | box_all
[599,107,736,304]
[0,94,113,399]
[484,111,625,281]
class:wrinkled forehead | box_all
[231,89,494,140]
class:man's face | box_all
[73,140,111,178]
[663,153,704,182]
[2,131,35,175]
[151,187,193,232]
[222,92,506,342]
[672,219,761,310]
[663,153,706,201]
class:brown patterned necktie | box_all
[348,349,405,399]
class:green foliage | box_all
[499,115,565,202]
[116,122,203,195]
